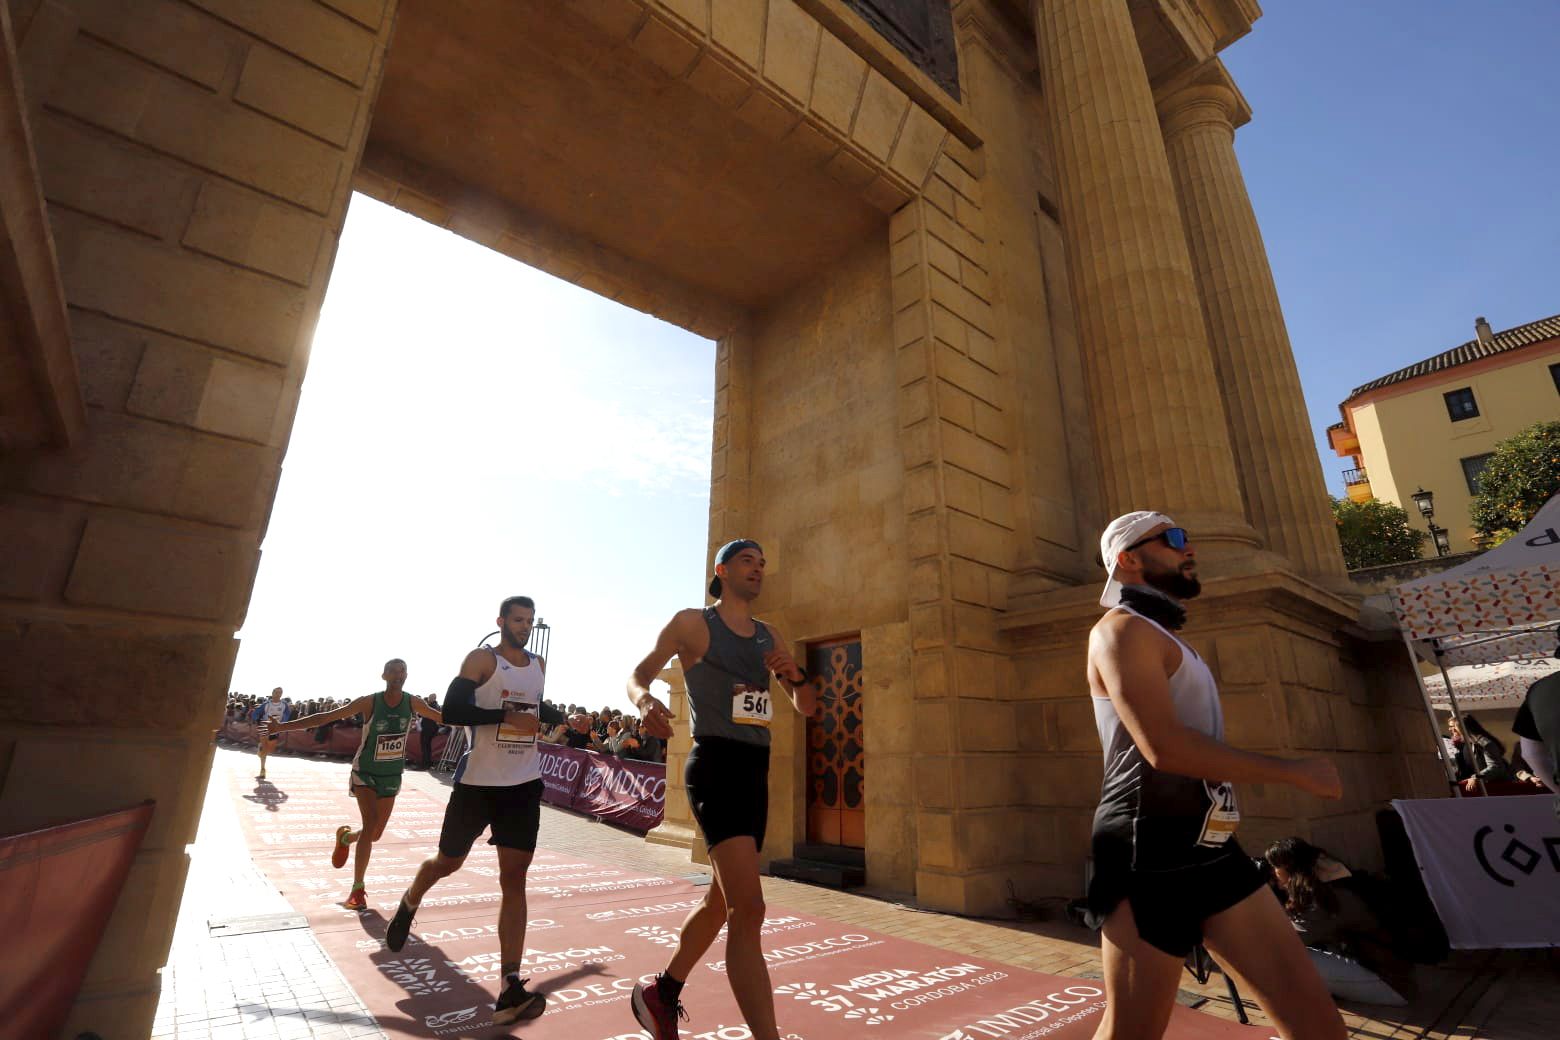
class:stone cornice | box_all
[999,568,1364,648]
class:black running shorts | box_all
[437,778,543,858]
[686,736,769,851]
[1085,839,1266,958]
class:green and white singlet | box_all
[350,690,414,797]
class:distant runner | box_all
[384,597,550,1026]
[252,687,290,781]
[262,659,441,909]
[627,539,820,1040]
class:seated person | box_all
[1447,713,1515,793]
[1265,838,1407,1006]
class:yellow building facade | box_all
[1,2,1446,1034]
[1330,314,1560,552]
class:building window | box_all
[1461,453,1495,495]
[1551,361,1560,395]
[1443,387,1479,422]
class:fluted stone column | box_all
[1032,0,1260,561]
[1159,82,1347,582]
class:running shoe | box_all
[631,979,687,1040]
[385,895,417,952]
[331,825,352,869]
[492,976,547,1025]
[343,887,367,911]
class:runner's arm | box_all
[762,626,820,718]
[441,649,536,730]
[410,696,444,725]
[268,695,373,734]
[628,611,696,739]
[1092,617,1340,797]
[628,610,696,709]
[1520,737,1558,793]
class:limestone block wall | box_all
[0,0,399,1034]
[728,235,911,872]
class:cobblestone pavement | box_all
[155,747,1554,1039]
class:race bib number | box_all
[374,731,407,762]
[498,692,538,746]
[1196,781,1240,847]
[731,684,772,727]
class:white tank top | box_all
[454,651,544,787]
[1091,606,1240,869]
[262,700,287,722]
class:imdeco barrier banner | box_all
[227,755,1265,1039]
[222,720,666,831]
[1392,795,1560,949]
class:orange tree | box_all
[1470,420,1560,546]
[1331,497,1427,570]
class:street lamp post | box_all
[1410,487,1450,557]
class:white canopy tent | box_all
[1389,493,1560,789]
[1423,658,1559,710]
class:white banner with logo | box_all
[1392,796,1560,949]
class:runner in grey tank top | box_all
[683,605,776,746]
[627,539,822,1040]
[1083,512,1347,1040]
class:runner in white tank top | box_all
[254,687,289,780]
[385,596,549,1026]
[1084,512,1347,1040]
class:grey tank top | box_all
[685,607,775,747]
[1091,607,1241,871]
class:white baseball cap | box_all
[1098,511,1175,607]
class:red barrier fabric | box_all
[569,751,667,832]
[223,722,667,829]
[229,758,1263,1039]
[538,744,593,807]
[0,802,154,1040]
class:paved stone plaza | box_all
[151,748,1553,1040]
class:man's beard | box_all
[1144,566,1201,601]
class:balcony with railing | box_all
[1342,467,1372,502]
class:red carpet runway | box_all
[229,757,1265,1039]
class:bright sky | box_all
[234,3,1560,703]
[1221,1,1560,492]
[230,194,714,708]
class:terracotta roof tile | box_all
[1346,314,1560,398]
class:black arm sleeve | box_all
[441,676,507,726]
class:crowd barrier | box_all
[0,802,154,1040]
[219,719,665,831]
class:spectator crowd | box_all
[224,693,666,765]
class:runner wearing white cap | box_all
[1085,511,1347,1040]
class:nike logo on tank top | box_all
[685,607,775,747]
[455,652,544,786]
[1091,606,1240,871]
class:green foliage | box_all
[1331,496,1427,570]
[1469,420,1560,546]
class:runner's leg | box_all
[352,787,396,892]
[1090,901,1182,1040]
[664,873,728,981]
[1202,887,1346,1040]
[707,837,779,1040]
[496,846,534,972]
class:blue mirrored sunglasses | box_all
[1126,527,1188,552]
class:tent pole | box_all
[1403,629,1461,797]
[1435,641,1485,797]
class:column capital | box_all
[1158,82,1240,137]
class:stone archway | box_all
[0,2,1442,1035]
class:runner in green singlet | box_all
[264,659,442,909]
